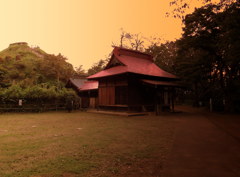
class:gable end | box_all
[105,56,125,69]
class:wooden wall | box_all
[98,74,160,107]
[97,73,176,112]
[89,97,98,108]
[127,75,156,106]
[98,75,128,106]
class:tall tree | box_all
[146,41,178,74]
[176,1,240,111]
[168,0,237,19]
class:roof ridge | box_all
[113,47,153,61]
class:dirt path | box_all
[162,107,240,177]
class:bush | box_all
[0,83,78,105]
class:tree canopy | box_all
[168,0,237,19]
[175,1,240,111]
[140,1,240,112]
[0,43,78,104]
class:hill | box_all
[0,42,75,87]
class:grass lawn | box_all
[0,111,176,177]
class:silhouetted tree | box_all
[146,41,178,73]
[176,1,240,111]
[168,0,236,19]
[87,59,107,76]
[113,29,145,51]
[75,65,86,77]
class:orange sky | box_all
[0,0,202,70]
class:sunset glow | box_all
[0,0,201,70]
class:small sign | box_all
[19,99,23,106]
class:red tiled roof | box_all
[142,79,180,87]
[79,81,98,91]
[88,47,177,79]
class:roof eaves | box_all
[87,71,129,80]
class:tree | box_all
[0,66,10,87]
[87,59,107,76]
[75,65,86,77]
[176,1,240,111]
[39,54,75,83]
[146,41,178,73]
[168,0,236,19]
[112,29,145,51]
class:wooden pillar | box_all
[154,89,158,115]
[171,88,175,112]
[88,91,90,108]
[155,86,161,115]
[167,87,171,106]
[80,97,82,110]
[127,75,130,113]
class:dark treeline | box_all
[176,1,240,112]
[149,1,240,112]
